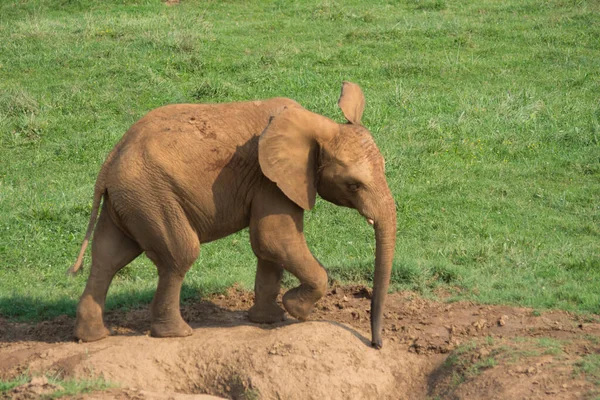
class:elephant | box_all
[69,81,397,349]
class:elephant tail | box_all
[67,153,113,276]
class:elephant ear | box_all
[259,107,336,210]
[338,81,365,125]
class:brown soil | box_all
[1,285,599,399]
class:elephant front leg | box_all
[249,186,328,322]
[248,259,285,323]
[280,254,328,321]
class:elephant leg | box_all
[248,259,285,323]
[279,250,328,321]
[148,264,194,338]
[74,204,142,342]
[250,185,328,321]
[139,210,200,338]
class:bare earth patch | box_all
[1,286,599,399]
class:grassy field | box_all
[0,0,598,321]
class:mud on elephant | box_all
[69,82,397,348]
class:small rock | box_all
[30,376,48,386]
[553,321,562,330]
[498,315,508,326]
[472,319,488,330]
[478,348,490,358]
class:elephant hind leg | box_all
[134,208,200,338]
[147,265,195,338]
[74,203,142,342]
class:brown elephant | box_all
[69,81,397,348]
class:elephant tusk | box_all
[367,218,374,225]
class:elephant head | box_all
[259,82,397,348]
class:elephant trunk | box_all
[370,195,397,349]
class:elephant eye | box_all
[347,183,360,192]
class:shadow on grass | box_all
[0,284,371,348]
[0,280,219,322]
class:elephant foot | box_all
[74,296,110,342]
[282,286,318,321]
[150,318,193,338]
[248,302,285,324]
[74,320,110,342]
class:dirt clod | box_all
[498,315,508,326]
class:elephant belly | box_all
[177,190,251,245]
[192,210,250,244]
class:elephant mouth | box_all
[357,210,374,226]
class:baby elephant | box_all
[70,82,397,348]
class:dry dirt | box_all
[1,285,599,399]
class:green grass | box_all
[575,354,600,386]
[440,339,498,389]
[0,376,28,392]
[0,0,598,321]
[0,375,112,398]
[502,336,568,362]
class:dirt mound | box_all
[1,286,599,399]
[1,321,430,399]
